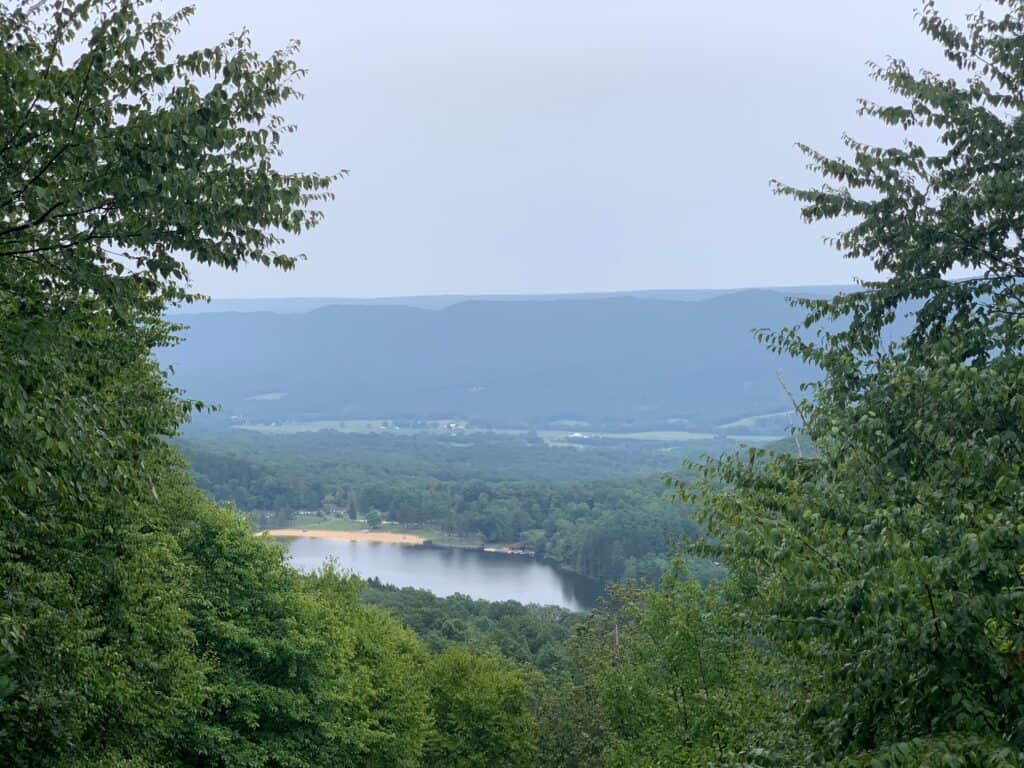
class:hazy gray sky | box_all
[176,0,981,298]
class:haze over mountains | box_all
[163,287,850,433]
[167,286,848,314]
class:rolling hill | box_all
[160,289,826,432]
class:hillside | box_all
[161,289,821,431]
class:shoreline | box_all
[260,528,426,545]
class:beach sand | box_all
[260,528,426,545]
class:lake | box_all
[280,537,602,611]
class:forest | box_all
[177,428,692,507]
[180,432,710,582]
[3,1,1024,767]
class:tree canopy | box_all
[682,1,1024,764]
[1,0,337,309]
[0,4,555,766]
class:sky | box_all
[174,0,983,299]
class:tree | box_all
[0,2,353,765]
[532,680,611,768]
[1,0,338,598]
[0,316,205,766]
[1,0,338,311]
[322,491,339,513]
[685,2,1024,764]
[570,566,804,767]
[176,492,432,768]
[366,509,384,529]
[771,0,1024,366]
[423,648,539,768]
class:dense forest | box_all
[3,2,1024,767]
[178,428,694,506]
[360,581,585,675]
[181,433,708,582]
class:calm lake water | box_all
[281,538,602,611]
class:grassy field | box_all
[231,419,765,444]
[236,419,463,436]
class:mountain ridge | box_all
[166,285,853,315]
[161,288,825,431]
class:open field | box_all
[715,409,794,430]
[232,419,781,444]
[235,419,463,436]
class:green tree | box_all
[0,3,394,766]
[570,565,803,767]
[1,0,336,606]
[0,0,337,311]
[0,316,205,766]
[176,490,432,768]
[686,2,1024,764]
[424,647,539,768]
[532,680,611,768]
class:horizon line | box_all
[185,282,858,303]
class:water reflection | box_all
[280,538,601,611]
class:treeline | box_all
[361,581,585,674]
[357,477,714,583]
[359,569,803,764]
[177,427,691,505]
[184,437,705,582]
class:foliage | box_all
[569,563,806,767]
[531,680,611,768]
[423,647,539,768]
[691,353,1024,763]
[1,458,205,767]
[683,2,1024,764]
[0,293,201,765]
[771,0,1024,368]
[362,580,585,674]
[0,0,336,310]
[173,489,433,768]
[182,433,710,583]
[178,428,688,503]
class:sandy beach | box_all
[260,528,426,545]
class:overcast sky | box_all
[175,0,981,299]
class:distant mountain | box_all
[161,289,832,432]
[167,285,851,315]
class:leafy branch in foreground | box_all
[772,0,1024,371]
[1,0,340,310]
[682,3,1024,765]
